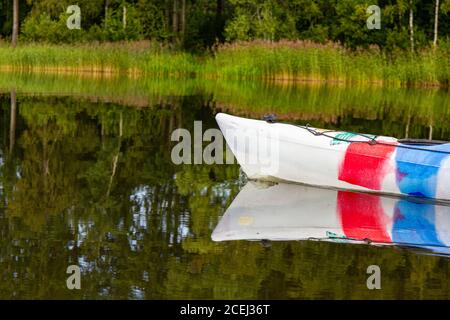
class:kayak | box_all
[216,113,450,201]
[212,182,450,255]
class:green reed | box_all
[0,41,449,87]
[0,42,199,77]
[206,41,450,87]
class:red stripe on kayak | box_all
[338,142,396,190]
[337,191,392,243]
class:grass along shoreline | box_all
[1,41,449,87]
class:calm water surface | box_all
[0,75,449,299]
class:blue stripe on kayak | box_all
[392,200,445,248]
[395,143,450,198]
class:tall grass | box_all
[0,40,449,87]
[0,41,199,77]
[205,40,450,87]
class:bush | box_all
[21,13,85,44]
[101,6,144,42]
[21,6,143,44]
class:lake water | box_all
[0,74,449,299]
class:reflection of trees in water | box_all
[0,94,448,299]
[0,93,241,298]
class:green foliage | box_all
[205,41,450,87]
[1,0,450,52]
[182,0,227,50]
[225,11,252,41]
[1,0,450,86]
[331,0,381,48]
[25,0,105,30]
[101,5,144,41]
[137,0,171,41]
[21,13,85,43]
[225,0,292,41]
[21,5,143,43]
[0,40,450,87]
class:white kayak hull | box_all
[216,113,450,201]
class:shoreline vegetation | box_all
[1,40,449,88]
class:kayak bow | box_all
[216,113,450,201]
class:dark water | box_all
[0,77,449,299]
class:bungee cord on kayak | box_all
[261,115,450,155]
[298,124,450,155]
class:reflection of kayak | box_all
[216,113,450,201]
[211,182,450,255]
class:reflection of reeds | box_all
[1,41,449,87]
[1,73,449,139]
[210,81,450,140]
[0,73,205,103]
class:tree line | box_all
[0,0,450,51]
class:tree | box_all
[170,0,186,43]
[434,0,439,47]
[105,0,110,28]
[12,0,19,47]
[225,0,287,41]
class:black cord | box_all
[289,123,450,155]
